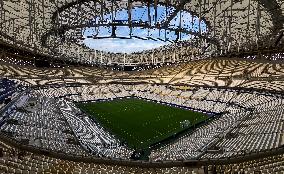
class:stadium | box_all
[0,0,284,173]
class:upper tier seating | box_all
[1,58,284,91]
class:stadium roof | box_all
[0,0,283,64]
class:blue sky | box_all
[83,5,206,53]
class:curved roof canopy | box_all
[0,0,283,65]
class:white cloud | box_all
[82,5,206,53]
[84,38,168,53]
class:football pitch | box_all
[77,98,208,149]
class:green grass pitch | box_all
[77,98,208,149]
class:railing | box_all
[0,130,284,168]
